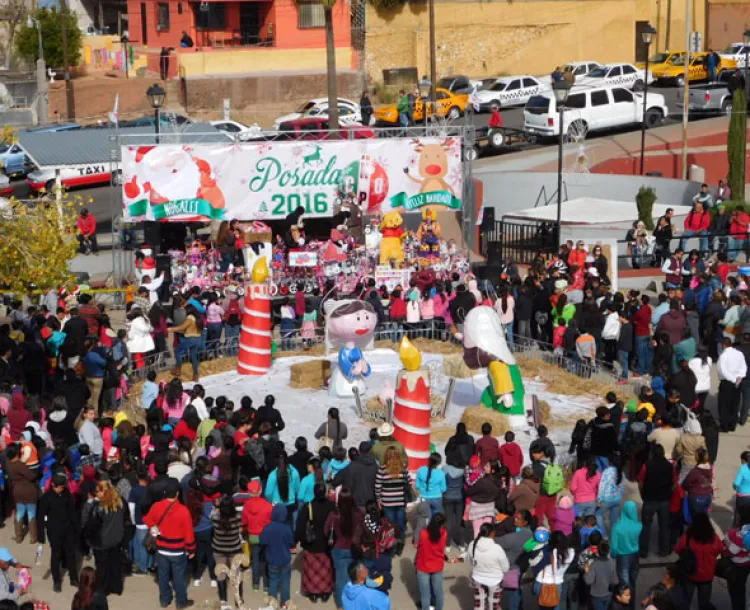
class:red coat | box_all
[77,214,96,236]
[143,498,196,555]
[499,442,523,477]
[684,210,711,232]
[631,304,652,337]
[673,533,725,583]
[242,497,273,537]
[476,435,500,466]
[172,420,196,443]
[416,528,447,573]
[568,249,587,271]
[730,211,750,237]
[389,297,407,321]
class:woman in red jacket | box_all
[673,512,726,609]
[416,513,447,610]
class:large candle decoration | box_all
[392,337,432,473]
[237,258,272,376]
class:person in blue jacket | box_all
[343,561,391,610]
[264,452,301,527]
[734,451,750,519]
[414,453,447,517]
[260,504,294,608]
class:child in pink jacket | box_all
[570,458,601,517]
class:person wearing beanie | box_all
[241,479,272,591]
[554,495,575,536]
[332,441,379,509]
[38,471,80,592]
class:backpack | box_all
[542,463,564,496]
[602,313,621,341]
[245,438,265,471]
[377,519,397,553]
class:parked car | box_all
[210,120,263,140]
[274,98,363,129]
[0,173,12,197]
[651,51,736,86]
[537,61,601,85]
[636,50,685,71]
[23,123,81,133]
[436,75,483,94]
[474,75,547,111]
[720,42,750,68]
[118,112,192,128]
[677,82,735,115]
[373,88,470,125]
[0,142,29,178]
[26,163,117,192]
[274,117,375,140]
[524,85,668,139]
[576,63,654,90]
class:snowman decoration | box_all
[135,245,157,285]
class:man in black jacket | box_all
[140,461,175,516]
[449,284,475,329]
[589,406,619,472]
[38,471,80,592]
[332,441,378,508]
[638,444,675,558]
[62,308,89,357]
[256,395,285,435]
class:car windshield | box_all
[525,95,550,114]
[296,101,316,113]
[672,55,690,66]
[586,67,608,78]
[489,82,507,92]
[649,52,670,63]
[0,144,9,154]
[722,44,743,54]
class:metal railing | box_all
[483,219,558,264]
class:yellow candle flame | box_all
[399,336,421,372]
[251,257,269,283]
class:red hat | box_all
[469,455,480,469]
[248,480,262,496]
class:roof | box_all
[496,75,537,82]
[503,198,691,225]
[17,123,229,170]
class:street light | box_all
[27,17,43,62]
[146,83,166,143]
[27,16,48,124]
[552,80,570,249]
[640,23,657,175]
[418,76,432,129]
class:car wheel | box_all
[111,170,123,186]
[644,108,663,128]
[566,120,588,142]
[490,99,502,111]
[634,79,645,91]
[463,146,479,162]
[489,130,505,148]
[675,75,684,88]
[722,98,733,116]
[44,179,55,192]
[447,106,461,120]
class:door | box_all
[611,87,637,124]
[140,3,148,46]
[588,89,612,129]
[521,77,540,104]
[240,3,261,44]
[504,79,522,106]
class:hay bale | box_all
[516,353,621,398]
[430,394,446,418]
[431,425,456,443]
[538,399,551,425]
[289,359,331,389]
[442,353,476,379]
[460,406,510,436]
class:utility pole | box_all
[58,0,75,120]
[681,0,691,180]
[429,0,436,104]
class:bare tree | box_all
[0,0,31,69]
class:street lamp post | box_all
[146,83,166,144]
[27,17,48,124]
[640,23,657,175]
[552,80,570,250]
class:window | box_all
[622,65,636,74]
[506,80,521,91]
[157,3,169,30]
[298,0,325,29]
[566,93,586,109]
[590,90,609,106]
[454,77,469,90]
[436,91,449,100]
[608,67,622,77]
[522,78,537,88]
[194,3,226,29]
[525,95,549,114]
[612,88,633,103]
[217,122,241,133]
[338,105,353,116]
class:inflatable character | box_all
[284,206,306,249]
[326,300,377,398]
[462,306,526,422]
[416,208,442,255]
[365,213,382,252]
[379,211,406,266]
[134,245,157,284]
[323,210,351,263]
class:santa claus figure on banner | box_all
[123,145,226,217]
[135,245,157,284]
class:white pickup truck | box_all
[524,84,668,139]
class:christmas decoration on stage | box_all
[325,300,377,398]
[237,258,272,376]
[134,244,156,284]
[393,337,432,473]
[462,306,526,427]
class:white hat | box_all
[554,279,568,291]
[378,422,395,437]
[588,267,600,277]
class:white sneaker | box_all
[193,579,201,587]
[210,580,217,588]
[445,546,451,553]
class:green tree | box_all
[636,186,657,230]
[14,7,82,69]
[728,88,747,202]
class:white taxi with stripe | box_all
[576,63,654,90]
[474,75,548,112]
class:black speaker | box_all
[473,264,503,282]
[143,221,161,252]
[487,242,503,265]
[155,253,172,303]
[480,207,496,232]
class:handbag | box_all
[403,471,415,504]
[143,501,176,554]
[304,503,317,545]
[538,556,560,608]
[715,556,737,583]
[316,423,334,451]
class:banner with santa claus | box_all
[121,138,463,222]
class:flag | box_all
[109,94,119,125]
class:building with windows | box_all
[125,0,355,76]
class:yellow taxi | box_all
[373,88,470,125]
[651,51,737,86]
[636,50,685,71]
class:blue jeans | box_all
[680,230,708,252]
[591,595,612,610]
[575,501,597,517]
[595,456,609,473]
[176,336,201,377]
[635,336,652,375]
[156,552,188,608]
[250,542,266,589]
[332,547,353,608]
[16,503,36,522]
[193,529,216,580]
[131,527,153,572]
[688,493,713,519]
[533,581,562,610]
[383,506,406,537]
[505,323,514,348]
[618,349,629,380]
[709,65,717,82]
[505,586,523,610]
[267,563,291,605]
[596,500,622,535]
[425,497,443,517]
[729,236,747,262]
[616,553,639,610]
[417,570,444,610]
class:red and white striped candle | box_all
[237,261,272,376]
[392,368,432,473]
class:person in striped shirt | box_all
[374,446,410,541]
[211,495,244,610]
